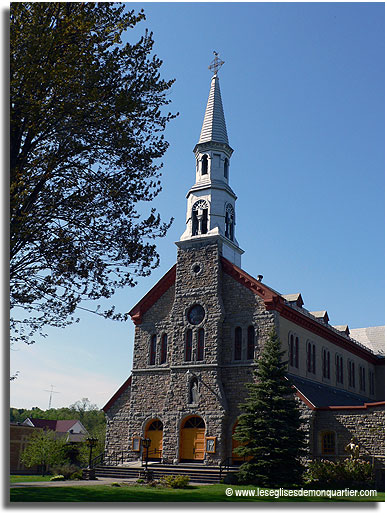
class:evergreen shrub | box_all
[304,458,375,488]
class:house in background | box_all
[10,418,88,474]
[23,418,88,442]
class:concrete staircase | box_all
[95,462,239,484]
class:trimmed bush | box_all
[51,463,81,479]
[160,475,190,489]
[305,458,375,488]
[50,475,65,481]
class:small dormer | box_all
[310,310,329,324]
[333,325,350,337]
[283,293,304,308]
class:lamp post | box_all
[86,437,98,470]
[142,437,151,478]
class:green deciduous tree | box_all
[20,429,67,474]
[10,2,176,344]
[234,329,306,487]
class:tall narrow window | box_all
[149,335,156,365]
[289,334,294,367]
[336,355,343,384]
[160,334,167,364]
[348,360,355,387]
[323,349,330,379]
[201,155,208,175]
[185,329,192,361]
[225,204,234,240]
[224,158,229,179]
[369,370,375,395]
[289,334,298,368]
[234,327,242,361]
[197,328,205,361]
[247,326,255,360]
[295,337,299,368]
[307,341,316,373]
[359,365,366,391]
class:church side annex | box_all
[103,54,385,473]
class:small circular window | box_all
[187,304,205,325]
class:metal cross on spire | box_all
[208,51,225,76]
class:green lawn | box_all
[10,483,385,502]
[10,475,54,483]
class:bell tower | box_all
[179,52,244,266]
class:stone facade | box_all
[103,67,384,471]
[105,240,278,464]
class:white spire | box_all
[198,75,229,145]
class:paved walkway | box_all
[10,477,137,488]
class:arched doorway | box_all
[180,416,205,462]
[144,419,163,460]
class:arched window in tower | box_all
[225,204,234,241]
[189,377,199,404]
[149,335,156,365]
[247,326,255,360]
[197,328,205,361]
[192,200,209,236]
[160,334,168,364]
[185,329,193,361]
[234,327,242,361]
[224,158,229,179]
[201,155,208,175]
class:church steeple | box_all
[179,53,244,267]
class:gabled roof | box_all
[23,418,84,433]
[198,75,229,145]
[129,265,176,325]
[102,375,132,413]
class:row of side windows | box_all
[234,326,255,361]
[288,333,375,394]
[197,154,229,178]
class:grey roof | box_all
[349,326,385,357]
[282,293,304,306]
[198,75,229,145]
[288,374,382,407]
[310,310,329,321]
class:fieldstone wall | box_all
[104,383,132,457]
[313,404,385,467]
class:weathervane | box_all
[208,51,225,76]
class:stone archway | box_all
[179,415,205,462]
[144,419,163,460]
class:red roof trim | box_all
[128,265,176,325]
[102,375,132,413]
[317,401,385,411]
[221,257,380,365]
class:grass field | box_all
[10,482,385,503]
[10,475,54,483]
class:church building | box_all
[103,55,384,470]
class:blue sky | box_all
[10,2,384,410]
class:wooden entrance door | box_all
[180,416,205,461]
[145,419,163,459]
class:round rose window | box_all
[187,304,205,325]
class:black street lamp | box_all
[86,437,98,470]
[142,437,151,474]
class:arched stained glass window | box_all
[197,328,205,361]
[234,327,242,361]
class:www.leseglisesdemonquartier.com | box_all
[224,487,378,499]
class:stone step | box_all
[95,464,239,484]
